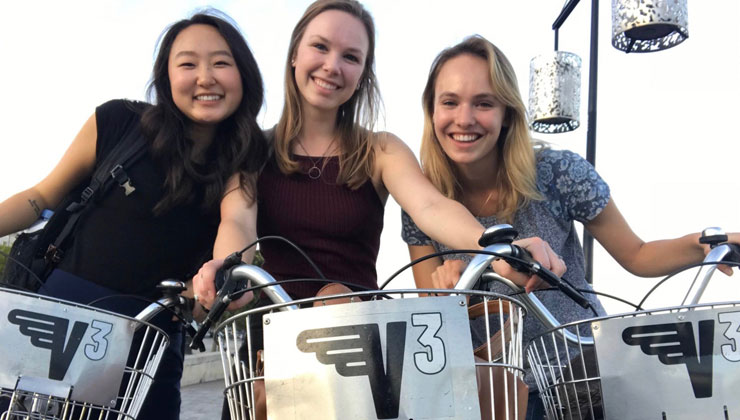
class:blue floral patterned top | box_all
[402,148,611,386]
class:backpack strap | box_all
[45,126,149,264]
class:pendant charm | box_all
[307,166,322,180]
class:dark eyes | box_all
[177,60,232,68]
[439,100,497,108]
[311,42,361,64]
[312,43,328,52]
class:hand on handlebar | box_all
[430,259,467,290]
[492,237,567,293]
[700,231,740,276]
[432,237,567,293]
[193,258,254,311]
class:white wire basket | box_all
[526,301,740,420]
[216,288,528,420]
[0,287,170,420]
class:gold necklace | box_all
[296,138,336,180]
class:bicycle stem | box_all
[135,279,186,325]
[455,244,518,290]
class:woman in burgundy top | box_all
[194,0,566,308]
[194,0,567,306]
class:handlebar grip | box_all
[215,265,247,300]
[508,245,536,273]
[724,243,740,264]
[190,256,242,350]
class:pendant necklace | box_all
[296,138,337,180]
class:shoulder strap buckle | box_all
[110,165,136,196]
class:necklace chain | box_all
[296,138,336,180]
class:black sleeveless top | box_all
[57,100,219,297]
[257,155,384,299]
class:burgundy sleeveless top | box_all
[257,155,384,299]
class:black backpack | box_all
[1,127,148,291]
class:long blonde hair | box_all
[420,35,542,222]
[274,0,381,189]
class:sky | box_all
[1,0,738,312]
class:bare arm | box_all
[408,244,443,292]
[213,175,258,262]
[0,113,97,237]
[193,174,257,310]
[375,133,484,250]
[587,198,707,277]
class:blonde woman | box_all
[402,34,739,419]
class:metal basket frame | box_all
[0,288,171,420]
[526,301,740,420]
[215,288,528,420]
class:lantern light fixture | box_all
[528,52,582,134]
[612,0,689,53]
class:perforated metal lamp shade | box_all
[612,0,688,53]
[528,51,582,134]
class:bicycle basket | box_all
[526,301,740,420]
[0,287,170,420]
[216,288,528,420]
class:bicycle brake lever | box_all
[510,245,592,309]
[185,324,205,352]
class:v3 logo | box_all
[622,310,740,399]
[296,312,446,420]
[9,309,113,380]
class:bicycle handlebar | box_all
[456,225,591,309]
[683,242,740,305]
[135,280,187,324]
[461,224,740,347]
[190,257,297,350]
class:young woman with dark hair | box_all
[0,11,266,419]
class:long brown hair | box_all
[274,0,381,189]
[141,11,267,215]
[420,35,542,222]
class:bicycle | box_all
[459,226,740,420]
[190,256,532,420]
[0,280,197,420]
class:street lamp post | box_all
[529,0,688,282]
